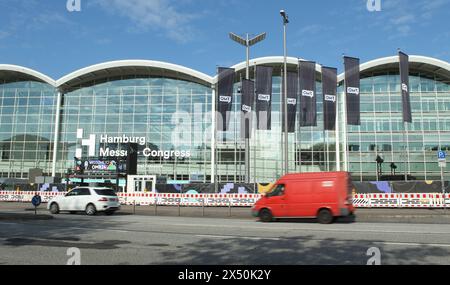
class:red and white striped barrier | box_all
[351,193,450,208]
[1,191,449,208]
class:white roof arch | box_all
[56,60,214,90]
[0,64,56,86]
[337,55,450,82]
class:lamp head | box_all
[280,10,289,23]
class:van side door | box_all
[287,181,315,217]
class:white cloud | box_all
[369,0,450,39]
[95,0,199,43]
[0,1,73,41]
[0,31,10,40]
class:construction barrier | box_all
[352,193,450,208]
[117,193,262,207]
[0,191,449,208]
[0,191,65,203]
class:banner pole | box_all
[212,70,218,193]
[403,122,407,181]
[335,92,341,171]
[283,23,289,175]
[253,64,257,186]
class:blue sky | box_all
[0,0,449,79]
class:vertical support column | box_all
[210,88,216,184]
[51,91,62,177]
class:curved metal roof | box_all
[56,60,214,91]
[337,55,450,83]
[0,55,449,91]
[0,64,56,86]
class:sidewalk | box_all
[1,202,450,224]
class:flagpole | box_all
[280,10,289,175]
[399,49,411,181]
[403,122,409,181]
[212,69,218,192]
[245,34,250,183]
[342,56,349,172]
[253,64,257,187]
[335,89,341,171]
[280,67,284,177]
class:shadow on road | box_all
[159,235,449,265]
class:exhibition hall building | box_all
[0,55,449,183]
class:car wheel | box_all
[259,209,273,223]
[105,211,115,216]
[317,209,334,224]
[85,204,97,216]
[49,203,60,214]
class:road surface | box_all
[1,212,450,265]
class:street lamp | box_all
[390,162,397,175]
[229,32,266,183]
[280,9,289,175]
[229,32,266,80]
[376,154,384,180]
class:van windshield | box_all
[266,184,285,197]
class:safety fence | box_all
[352,193,450,208]
[1,191,449,208]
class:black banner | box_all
[344,57,360,126]
[282,71,298,133]
[216,67,235,131]
[399,52,412,123]
[322,67,338,131]
[255,66,273,130]
[299,61,317,127]
[240,79,255,139]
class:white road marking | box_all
[194,234,281,241]
[167,222,450,235]
[382,242,450,248]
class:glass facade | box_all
[339,72,450,181]
[0,57,448,183]
[58,77,212,182]
[0,81,57,178]
[217,70,336,183]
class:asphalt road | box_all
[1,211,450,265]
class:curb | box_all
[0,214,54,221]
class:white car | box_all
[48,187,121,216]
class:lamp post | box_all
[280,9,289,175]
[390,162,397,175]
[229,32,266,183]
[376,154,384,180]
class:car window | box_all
[78,188,91,196]
[67,189,81,196]
[94,189,117,196]
[267,184,285,197]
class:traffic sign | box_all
[31,195,41,207]
[439,161,446,168]
[438,151,446,160]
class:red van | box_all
[252,172,355,224]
